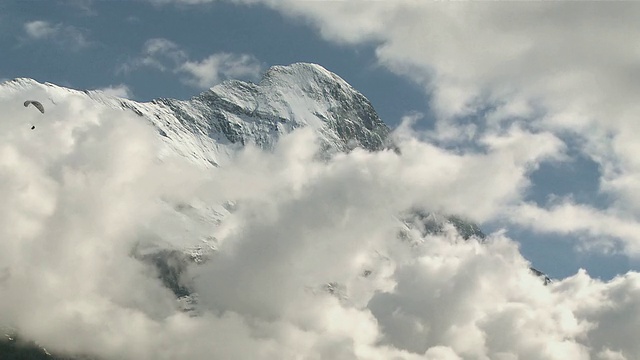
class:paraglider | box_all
[24,100,44,114]
[23,100,44,130]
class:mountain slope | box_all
[1,61,551,300]
[0,63,394,360]
[0,63,550,360]
[3,63,390,168]
[183,63,390,152]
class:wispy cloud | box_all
[143,38,187,67]
[509,200,640,255]
[64,0,98,16]
[117,38,186,73]
[97,84,133,99]
[120,38,262,89]
[179,53,261,88]
[24,21,58,39]
[23,20,90,50]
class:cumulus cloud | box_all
[121,38,262,88]
[198,1,640,258]
[6,2,640,358]
[2,81,640,359]
[23,20,89,50]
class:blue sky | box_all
[2,0,640,282]
[0,1,428,125]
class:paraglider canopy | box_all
[24,100,45,130]
[24,100,44,114]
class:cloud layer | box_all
[2,80,640,359]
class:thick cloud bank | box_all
[1,85,640,359]
[227,0,640,258]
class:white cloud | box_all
[211,1,640,259]
[23,20,89,50]
[179,53,262,89]
[24,20,57,39]
[97,84,133,99]
[65,0,97,16]
[509,201,640,256]
[121,38,262,88]
[8,3,640,358]
[116,38,185,74]
[122,38,187,72]
[2,82,640,359]
[143,38,186,60]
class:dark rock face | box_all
[135,249,193,298]
[0,336,92,360]
[530,267,552,285]
[400,210,487,241]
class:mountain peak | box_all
[1,63,391,167]
[262,62,349,86]
[194,62,390,153]
[1,77,42,92]
[258,62,358,102]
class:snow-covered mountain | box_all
[3,63,390,168]
[0,63,549,359]
[2,62,394,269]
[0,63,396,359]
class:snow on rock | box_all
[2,63,390,169]
[0,63,395,319]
